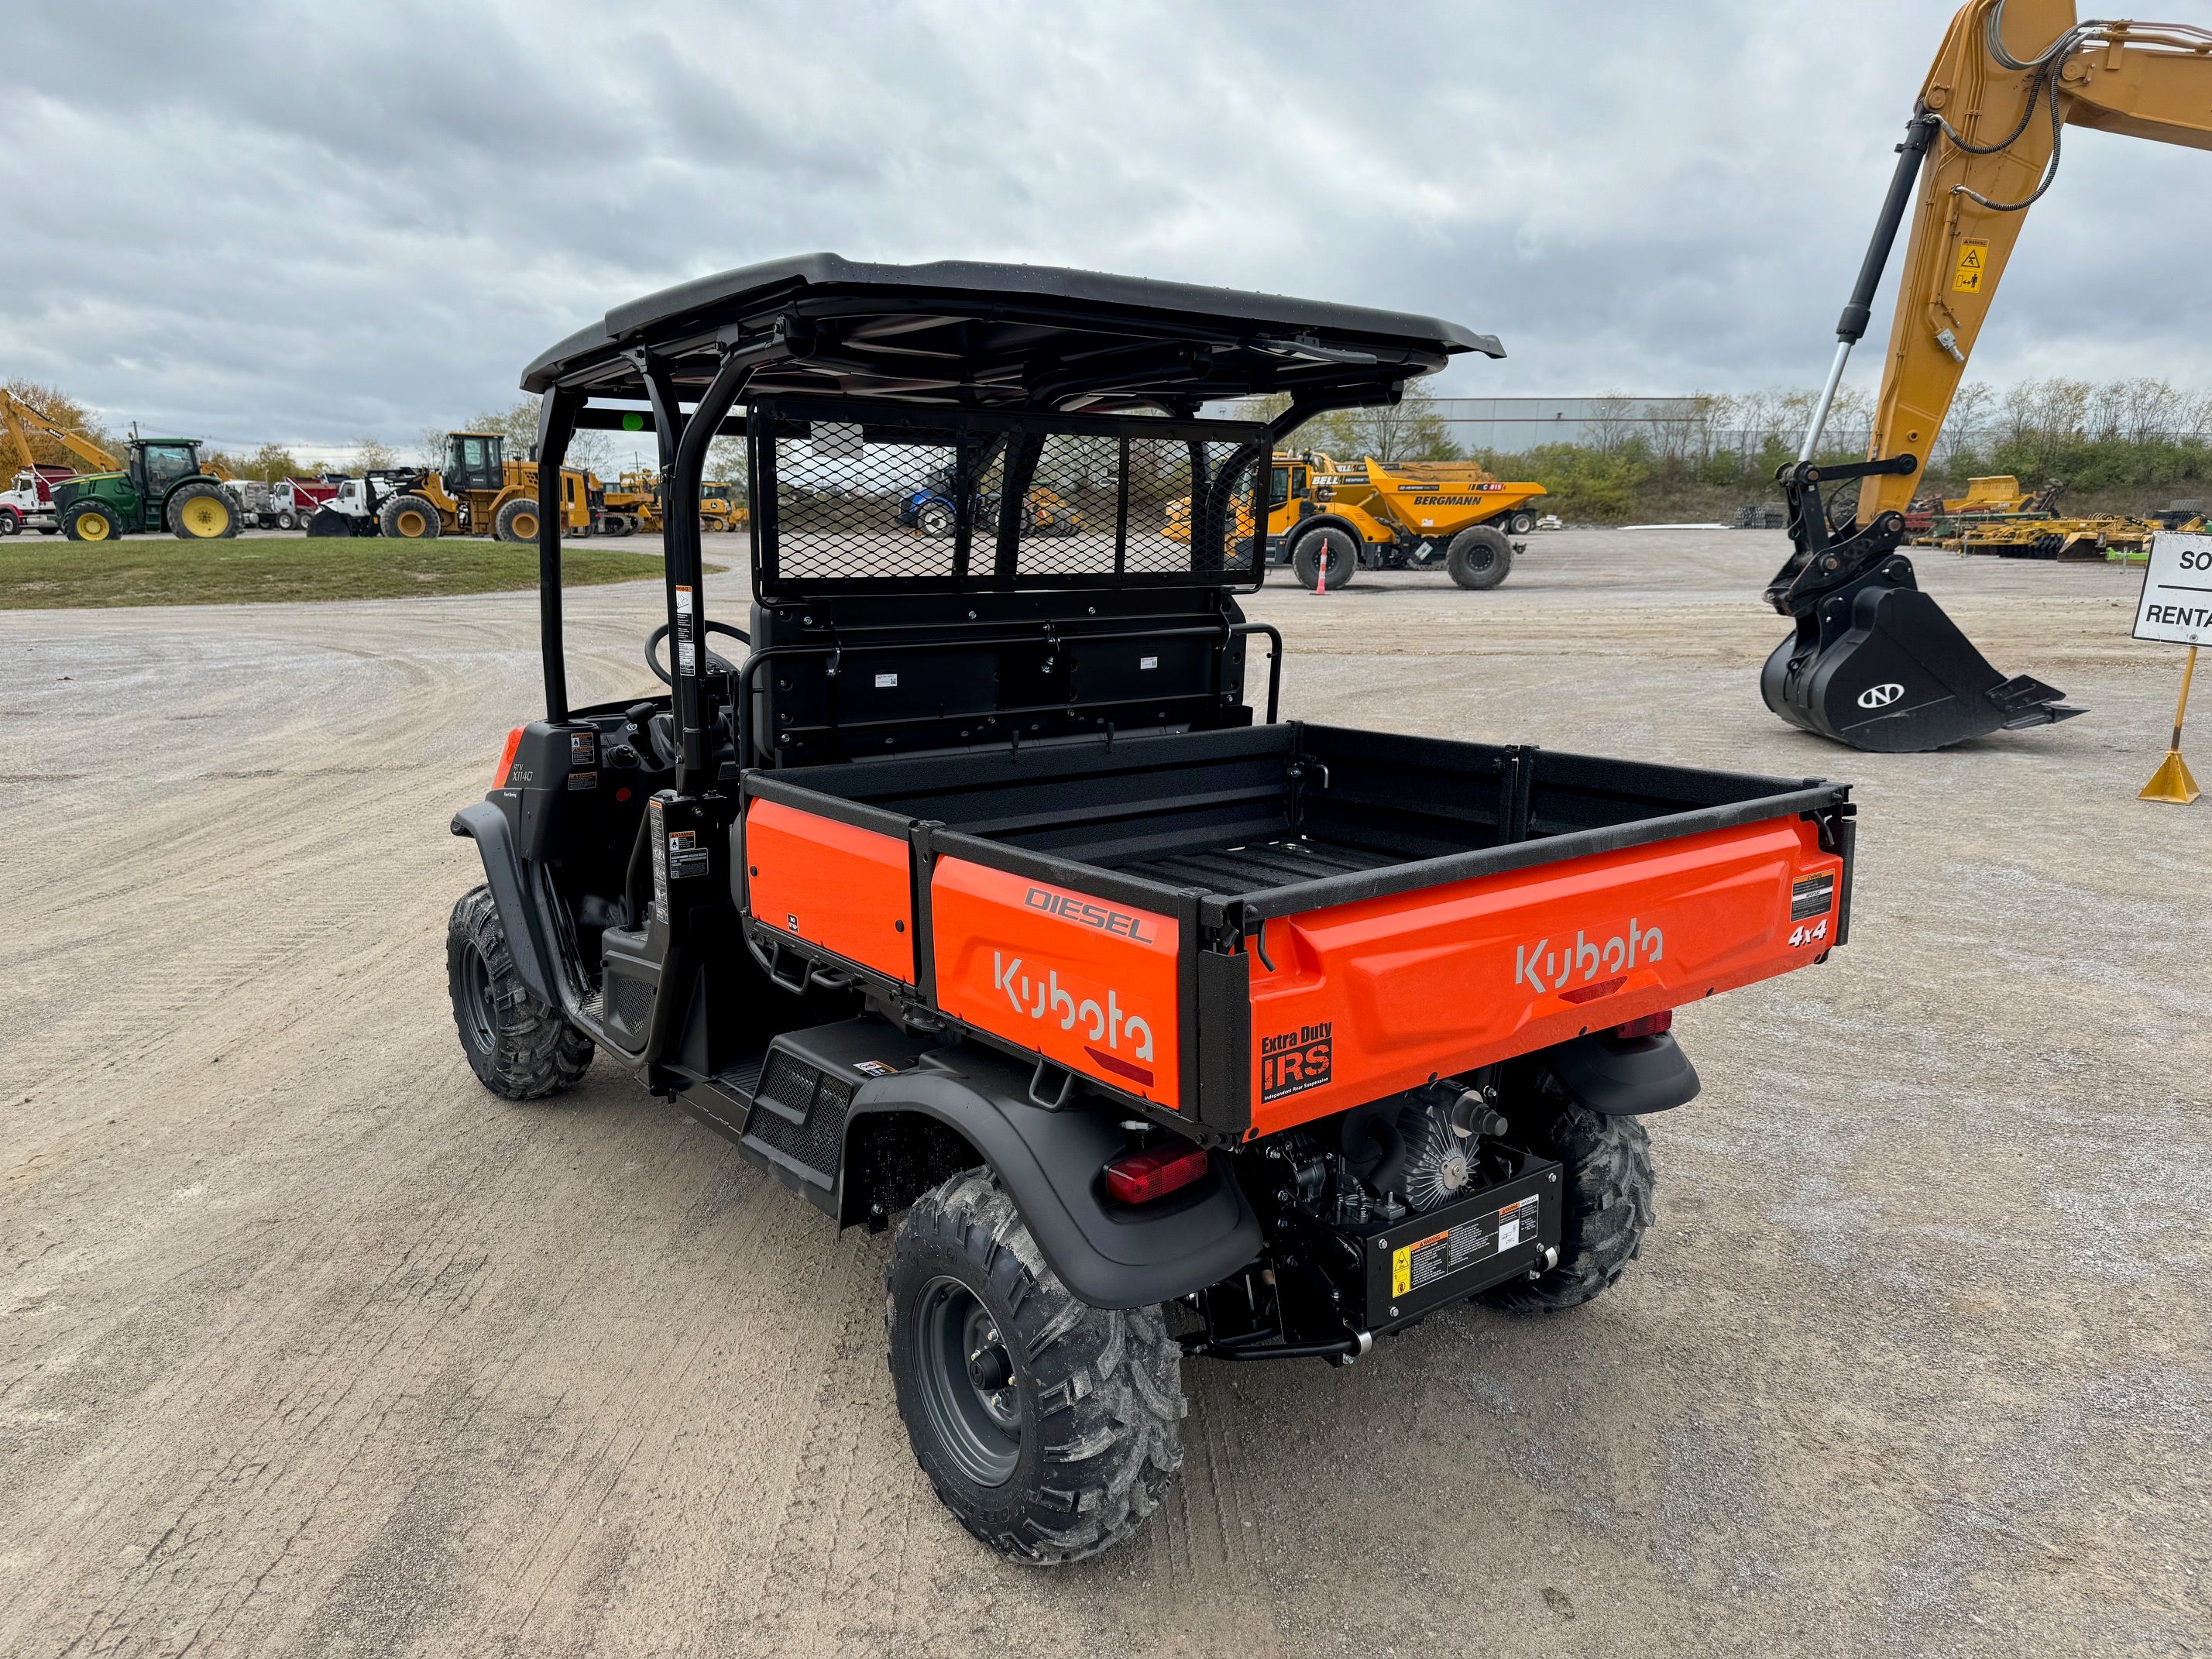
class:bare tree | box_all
[1583,393,1637,454]
[1942,381,1995,465]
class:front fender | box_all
[450,799,561,1007]
[845,1046,1261,1312]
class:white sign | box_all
[2133,532,2212,646]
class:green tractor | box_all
[55,438,239,542]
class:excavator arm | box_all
[1858,0,2212,525]
[1757,0,2212,751]
[0,390,122,476]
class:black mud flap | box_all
[1760,555,2084,753]
[1547,1030,1700,1117]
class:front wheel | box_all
[0,508,19,536]
[916,500,955,538]
[887,1170,1186,1565]
[1479,1091,1654,1314]
[63,501,123,542]
[447,885,592,1099]
[1446,524,1513,589]
[1506,510,1537,536]
[1290,525,1358,590]
[494,498,541,544]
[379,493,441,540]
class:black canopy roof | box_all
[520,254,1500,416]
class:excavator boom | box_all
[1758,0,2212,752]
[0,390,122,476]
[1858,0,2212,525]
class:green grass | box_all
[0,535,712,610]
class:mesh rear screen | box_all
[750,398,1263,597]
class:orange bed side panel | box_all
[930,858,1183,1112]
[744,799,915,984]
[1248,816,1843,1136]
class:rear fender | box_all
[451,799,562,1007]
[843,1046,1262,1311]
[1545,1030,1701,1117]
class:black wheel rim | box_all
[1465,545,1494,572]
[460,946,499,1054]
[914,1276,1021,1486]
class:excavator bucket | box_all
[1760,555,2083,751]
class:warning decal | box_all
[1391,1196,1540,1296]
[1952,239,1989,294]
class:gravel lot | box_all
[3,530,2206,1657]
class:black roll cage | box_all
[523,261,1500,788]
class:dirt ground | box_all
[4,531,2207,1658]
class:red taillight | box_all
[1613,1010,1673,1040]
[492,726,524,786]
[1104,1141,1209,1204]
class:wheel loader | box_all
[1762,0,2212,750]
[366,431,599,541]
[444,252,1860,1568]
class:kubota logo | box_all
[993,951,1155,1084]
[1514,919,1663,997]
[1856,682,1905,709]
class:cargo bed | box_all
[737,723,1853,1139]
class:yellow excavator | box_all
[1760,0,2212,750]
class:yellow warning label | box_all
[1952,239,1989,294]
[1393,1229,1448,1297]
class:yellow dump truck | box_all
[1168,451,1546,589]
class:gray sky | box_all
[7,0,2207,461]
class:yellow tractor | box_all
[700,479,749,534]
[1167,450,1546,589]
[372,432,600,541]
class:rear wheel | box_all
[446,885,592,1100]
[1290,525,1358,590]
[168,482,235,541]
[887,1169,1185,1565]
[63,501,123,542]
[494,498,541,543]
[274,509,296,530]
[379,494,441,540]
[1506,509,1537,536]
[1479,1091,1654,1314]
[1446,524,1513,589]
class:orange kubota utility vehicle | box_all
[448,257,1857,1565]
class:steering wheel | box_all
[645,620,750,687]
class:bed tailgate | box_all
[1245,814,1846,1135]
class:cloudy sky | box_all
[6,0,2207,460]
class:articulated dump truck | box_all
[1170,450,1547,590]
[447,255,1857,1565]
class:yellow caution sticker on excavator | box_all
[1953,239,1989,294]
